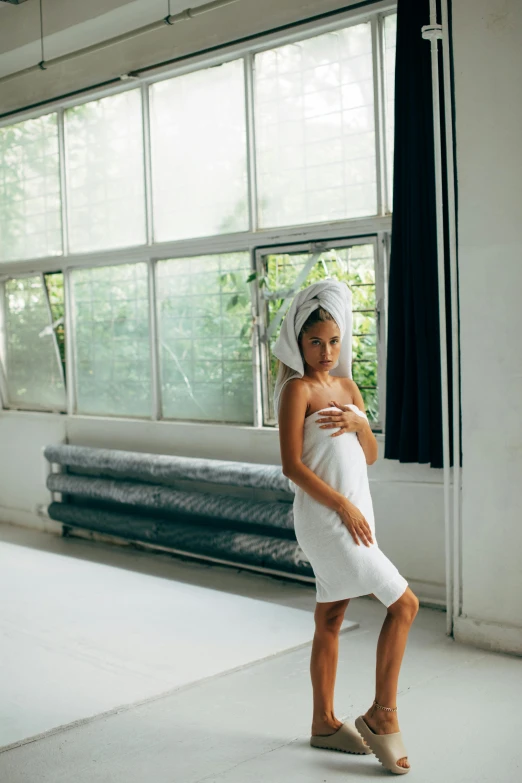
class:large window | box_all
[0,114,62,262]
[255,22,377,227]
[71,263,151,416]
[0,8,397,430]
[156,253,253,422]
[1,275,65,408]
[149,60,249,242]
[65,90,147,253]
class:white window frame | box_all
[0,2,397,430]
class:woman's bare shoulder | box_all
[279,377,310,416]
[340,376,357,391]
[281,376,310,401]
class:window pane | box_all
[3,276,66,408]
[262,244,379,422]
[255,23,376,228]
[150,60,249,242]
[384,13,397,211]
[156,253,253,423]
[352,359,377,388]
[0,114,62,262]
[65,90,146,253]
[71,263,151,416]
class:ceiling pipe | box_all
[0,0,241,86]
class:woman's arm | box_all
[278,378,350,513]
[346,379,379,465]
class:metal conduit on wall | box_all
[422,0,461,637]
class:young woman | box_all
[273,278,419,775]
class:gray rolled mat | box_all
[48,502,313,577]
[47,473,294,532]
[44,444,294,493]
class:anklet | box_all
[373,699,397,712]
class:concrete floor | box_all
[0,523,520,782]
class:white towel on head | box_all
[271,279,353,422]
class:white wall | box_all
[452,0,522,655]
[0,0,447,611]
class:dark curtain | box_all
[384,0,458,469]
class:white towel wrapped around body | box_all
[271,278,408,606]
[291,405,409,607]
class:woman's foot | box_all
[311,716,371,749]
[310,716,343,736]
[362,703,409,769]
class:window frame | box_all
[0,2,397,430]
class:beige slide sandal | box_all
[355,715,410,774]
[310,720,372,755]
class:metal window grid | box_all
[0,2,396,431]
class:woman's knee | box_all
[314,598,350,633]
[387,587,419,622]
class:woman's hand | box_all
[316,398,366,436]
[337,498,374,547]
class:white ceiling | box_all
[0,0,213,78]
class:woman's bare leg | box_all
[363,586,419,769]
[310,598,350,735]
